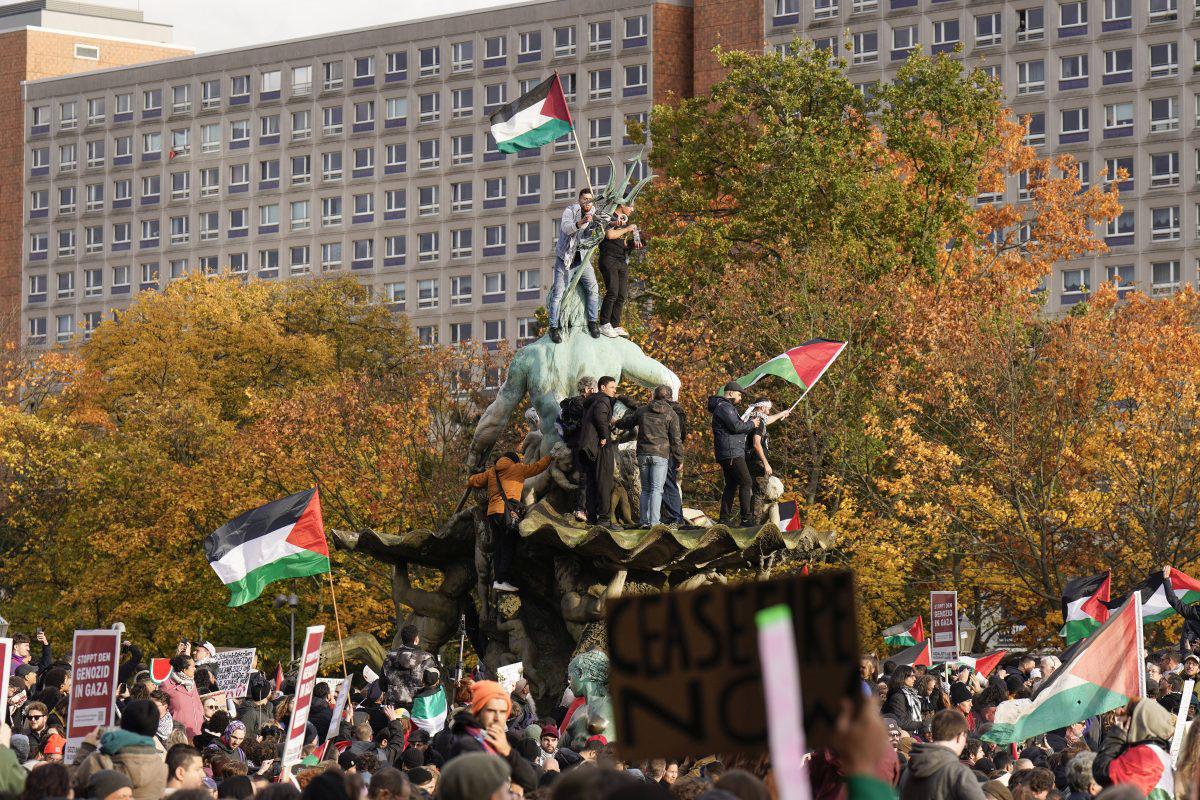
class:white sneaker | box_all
[611,327,630,337]
[492,581,519,593]
[598,323,618,337]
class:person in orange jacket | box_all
[467,451,552,593]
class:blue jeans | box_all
[638,454,669,527]
[547,253,599,328]
[660,458,682,524]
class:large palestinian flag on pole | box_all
[1060,571,1111,644]
[1138,566,1200,624]
[882,616,925,648]
[204,488,330,607]
[890,640,931,668]
[984,593,1144,744]
[733,339,847,398]
[488,74,573,154]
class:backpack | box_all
[491,467,525,530]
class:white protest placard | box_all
[497,662,524,694]
[214,648,256,698]
[66,629,122,762]
[280,626,325,776]
[326,677,353,743]
[1171,679,1195,765]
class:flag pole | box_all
[326,571,349,681]
[315,484,349,681]
[555,71,592,191]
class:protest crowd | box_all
[6,609,1200,800]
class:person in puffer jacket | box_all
[708,383,758,527]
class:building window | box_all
[589,69,612,100]
[589,117,612,148]
[520,31,542,57]
[1024,112,1046,145]
[554,26,576,57]
[1106,210,1135,237]
[974,13,1001,46]
[419,46,440,77]
[1105,156,1134,187]
[1018,60,1045,94]
[932,19,959,46]
[624,64,647,93]
[321,196,343,226]
[419,139,440,170]
[201,79,221,108]
[1105,48,1133,79]
[1060,53,1088,81]
[56,314,75,343]
[1059,0,1088,27]
[386,97,408,124]
[624,15,647,41]
[451,41,474,73]
[1104,101,1134,130]
[323,60,344,90]
[291,200,310,230]
[354,55,375,79]
[1017,6,1045,40]
[384,282,406,304]
[386,51,407,78]
[589,20,613,52]
[386,143,407,170]
[553,168,575,199]
[1152,260,1180,292]
[322,151,343,181]
[452,88,474,119]
[1152,206,1181,240]
[322,105,344,135]
[452,181,473,212]
[290,245,310,274]
[1149,42,1178,77]
[852,31,878,64]
[321,242,343,270]
[892,24,917,53]
[1060,107,1089,134]
[418,278,440,307]
[419,93,440,124]
[1149,0,1178,20]
[1151,152,1180,186]
[87,97,105,123]
[75,43,100,60]
[451,229,473,259]
[1061,267,1089,294]
[518,267,541,290]
[1150,96,1179,131]
[419,185,439,216]
[485,177,507,204]
[418,232,439,263]
[200,211,219,240]
[292,65,312,95]
[231,74,250,98]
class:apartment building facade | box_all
[20,0,693,348]
[1,0,189,346]
[760,0,1200,311]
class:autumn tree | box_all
[0,274,499,658]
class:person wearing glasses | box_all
[16,700,51,747]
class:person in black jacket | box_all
[1161,565,1200,652]
[558,376,597,523]
[882,665,926,736]
[708,382,758,527]
[660,399,688,527]
[577,376,619,531]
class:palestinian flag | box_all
[1060,571,1111,644]
[488,74,573,154]
[204,488,330,607]
[1139,567,1200,624]
[411,686,449,735]
[882,616,925,648]
[733,339,847,398]
[891,640,931,668]
[776,500,802,532]
[1111,743,1174,800]
[149,658,172,684]
[950,650,1007,678]
[983,593,1144,744]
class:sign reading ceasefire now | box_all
[606,570,861,761]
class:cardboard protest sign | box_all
[318,677,344,700]
[202,690,228,708]
[0,639,11,727]
[66,629,122,762]
[497,662,524,694]
[606,569,860,761]
[930,591,959,662]
[280,626,324,775]
[214,648,256,697]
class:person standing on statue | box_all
[578,376,620,531]
[468,451,553,592]
[547,188,602,343]
[613,385,684,527]
[597,202,642,338]
[708,382,758,527]
[558,376,598,523]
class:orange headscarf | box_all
[470,680,513,718]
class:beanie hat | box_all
[541,723,559,738]
[8,734,30,762]
[407,767,433,785]
[400,748,424,769]
[43,733,66,756]
[469,680,512,718]
[437,753,511,800]
[722,381,744,394]
[950,683,974,705]
[120,699,161,737]
[87,769,133,800]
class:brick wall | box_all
[692,0,763,96]
[652,3,694,103]
[0,30,187,346]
